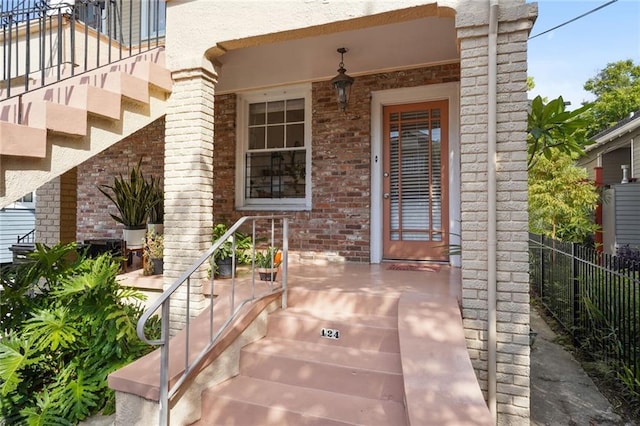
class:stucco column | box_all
[35,167,78,246]
[164,66,216,333]
[456,1,536,425]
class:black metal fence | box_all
[529,233,640,392]
[1,0,165,103]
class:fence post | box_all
[539,233,544,299]
[572,242,580,345]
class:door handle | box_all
[383,193,390,199]
[383,172,389,177]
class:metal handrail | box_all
[16,228,35,243]
[1,0,166,104]
[136,215,289,426]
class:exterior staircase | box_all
[0,48,171,208]
[191,287,408,426]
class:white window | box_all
[141,0,166,39]
[4,192,36,210]
[236,84,312,210]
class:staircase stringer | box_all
[0,87,168,207]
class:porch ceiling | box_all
[214,16,458,94]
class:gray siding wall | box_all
[602,147,632,185]
[0,208,36,263]
[614,183,640,248]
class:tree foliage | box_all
[527,95,593,170]
[0,244,160,424]
[583,59,640,136]
[528,153,599,242]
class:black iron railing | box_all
[1,0,165,102]
[529,233,640,394]
[16,228,35,243]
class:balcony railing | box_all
[1,0,166,102]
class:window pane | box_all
[286,98,305,122]
[250,103,266,126]
[267,101,285,124]
[286,123,304,148]
[249,127,265,150]
[245,151,305,199]
[267,125,284,149]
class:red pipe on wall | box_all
[595,166,603,252]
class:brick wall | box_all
[213,64,460,263]
[76,117,165,242]
[457,2,536,424]
[36,168,78,246]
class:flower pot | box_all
[151,258,163,275]
[216,256,236,278]
[258,268,278,281]
[123,227,146,249]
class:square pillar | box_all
[164,66,217,333]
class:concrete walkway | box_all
[530,307,635,425]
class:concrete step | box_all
[194,376,408,426]
[0,122,46,157]
[267,307,400,353]
[286,287,399,317]
[240,337,404,402]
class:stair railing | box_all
[1,0,166,104]
[136,215,289,426]
[16,228,35,243]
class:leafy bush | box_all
[211,223,253,263]
[254,247,282,269]
[616,244,640,272]
[0,243,160,424]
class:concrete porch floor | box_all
[117,261,462,306]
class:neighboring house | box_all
[0,193,35,265]
[0,0,537,424]
[578,111,640,254]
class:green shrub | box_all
[0,243,160,424]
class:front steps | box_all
[192,288,408,426]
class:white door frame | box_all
[370,82,460,265]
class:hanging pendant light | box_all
[330,47,354,112]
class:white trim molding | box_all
[369,82,460,265]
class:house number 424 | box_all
[320,328,340,339]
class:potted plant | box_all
[211,223,252,278]
[98,160,156,249]
[254,246,282,281]
[143,231,163,276]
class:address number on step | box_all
[320,328,340,339]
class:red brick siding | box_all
[74,65,459,261]
[213,64,460,262]
[76,118,165,241]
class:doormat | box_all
[387,263,440,272]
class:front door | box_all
[382,101,449,261]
